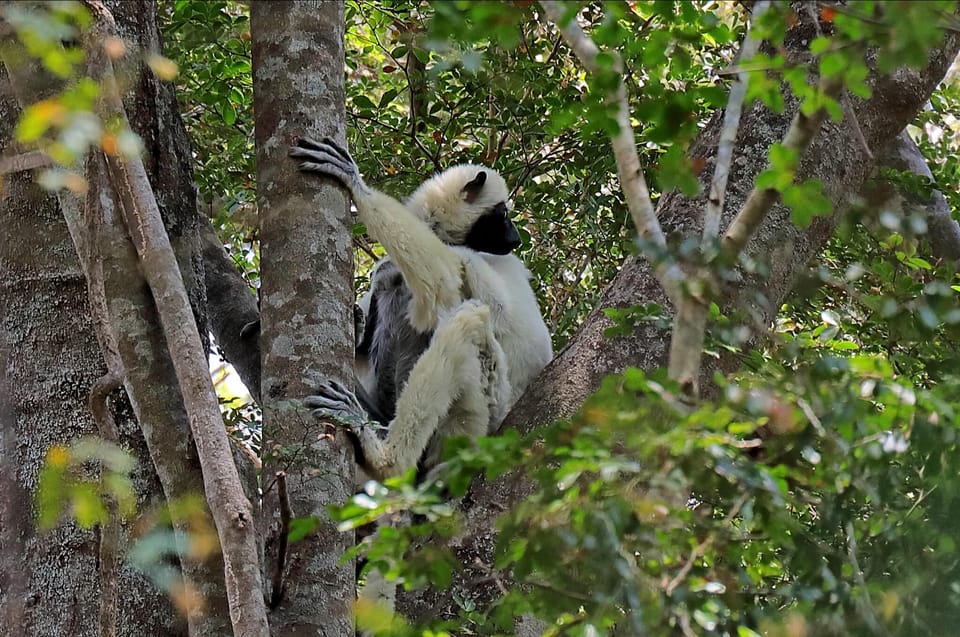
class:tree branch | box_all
[539,1,685,302]
[89,372,122,637]
[721,74,846,261]
[0,149,52,174]
[702,1,770,245]
[879,130,960,263]
[200,220,261,401]
[81,3,269,633]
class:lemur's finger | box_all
[320,137,355,165]
[292,137,326,153]
[289,146,349,167]
[297,162,351,184]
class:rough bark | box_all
[0,338,28,630]
[250,2,355,635]
[508,25,960,433]
[103,1,243,630]
[0,65,179,636]
[105,0,209,353]
[81,3,269,632]
[879,131,960,263]
[1,2,242,632]
[397,15,960,625]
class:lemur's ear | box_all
[462,171,487,203]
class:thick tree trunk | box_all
[0,66,180,636]
[398,16,960,626]
[251,2,356,634]
[0,0,255,632]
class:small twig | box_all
[720,73,845,262]
[539,1,687,303]
[89,373,122,441]
[471,558,509,596]
[845,521,888,636]
[0,150,53,174]
[539,1,664,250]
[902,484,937,521]
[270,471,291,609]
[665,494,747,595]
[89,372,122,637]
[842,95,873,161]
[703,1,770,246]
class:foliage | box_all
[126,494,221,618]
[158,0,257,264]
[318,2,960,636]
[36,437,136,529]
[16,0,960,634]
[0,1,175,190]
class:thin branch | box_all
[539,1,687,303]
[89,372,121,637]
[270,471,291,609]
[845,521,888,636]
[81,2,269,633]
[702,1,770,245]
[720,73,845,261]
[664,494,747,595]
[539,1,664,251]
[0,150,52,174]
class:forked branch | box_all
[539,1,686,302]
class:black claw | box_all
[321,137,354,164]
[295,137,326,152]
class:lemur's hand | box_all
[289,137,371,199]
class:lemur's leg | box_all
[306,300,506,481]
[291,138,462,330]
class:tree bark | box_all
[0,65,180,636]
[251,2,355,634]
[1,0,255,632]
[878,131,960,263]
[398,14,960,625]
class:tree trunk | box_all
[0,65,181,636]
[251,2,355,634]
[0,0,253,632]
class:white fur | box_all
[350,165,552,480]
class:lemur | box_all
[289,137,552,482]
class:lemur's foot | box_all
[304,380,387,472]
[304,379,373,429]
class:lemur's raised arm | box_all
[291,137,462,331]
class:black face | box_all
[464,202,521,255]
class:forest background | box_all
[2,1,960,636]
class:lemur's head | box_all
[405,165,520,255]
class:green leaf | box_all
[288,516,322,544]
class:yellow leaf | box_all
[102,36,127,59]
[63,173,88,195]
[169,580,204,618]
[100,132,119,156]
[146,54,179,81]
[16,99,66,142]
[47,445,71,468]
